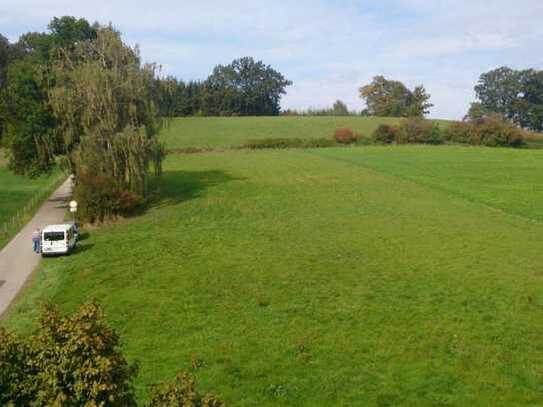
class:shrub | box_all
[74,172,143,223]
[303,138,338,148]
[0,303,138,406]
[334,128,358,144]
[472,115,525,147]
[355,134,375,145]
[444,114,526,147]
[396,118,443,144]
[244,138,305,149]
[146,372,224,407]
[373,124,397,144]
[243,138,337,149]
[443,121,472,144]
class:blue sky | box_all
[1,0,542,119]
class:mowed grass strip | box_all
[6,147,543,405]
[0,149,62,248]
[313,145,543,221]
[161,116,403,149]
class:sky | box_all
[1,0,542,119]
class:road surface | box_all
[0,177,72,318]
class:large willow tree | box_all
[48,26,164,200]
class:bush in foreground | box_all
[0,303,224,406]
[334,128,358,144]
[0,303,138,406]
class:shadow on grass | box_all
[147,170,243,210]
[77,232,90,242]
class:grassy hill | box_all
[0,150,62,249]
[161,116,405,149]
[6,125,543,405]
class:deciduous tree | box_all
[359,75,432,117]
[473,66,543,131]
[332,99,349,116]
[205,56,292,116]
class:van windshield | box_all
[43,232,65,241]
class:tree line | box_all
[152,57,292,117]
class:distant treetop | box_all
[359,75,432,118]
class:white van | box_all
[41,223,78,256]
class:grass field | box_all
[161,116,404,149]
[0,149,62,249]
[6,139,543,405]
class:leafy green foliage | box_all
[47,26,165,221]
[0,303,138,406]
[445,115,526,147]
[146,372,224,407]
[243,137,336,149]
[47,16,97,50]
[1,58,57,177]
[205,57,292,116]
[153,57,292,117]
[396,117,442,144]
[1,18,164,222]
[359,75,433,117]
[73,172,143,223]
[372,119,442,144]
[474,66,543,131]
[0,34,10,143]
[1,16,99,172]
[372,124,397,144]
[332,100,349,116]
[464,102,491,121]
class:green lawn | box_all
[0,149,62,249]
[161,116,404,149]
[6,144,543,405]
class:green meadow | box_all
[161,116,403,149]
[5,119,543,405]
[0,150,62,249]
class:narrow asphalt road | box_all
[0,177,72,318]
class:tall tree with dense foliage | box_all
[0,34,10,142]
[474,66,543,131]
[47,25,165,220]
[1,17,98,175]
[205,56,292,116]
[359,75,432,117]
[2,18,164,221]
